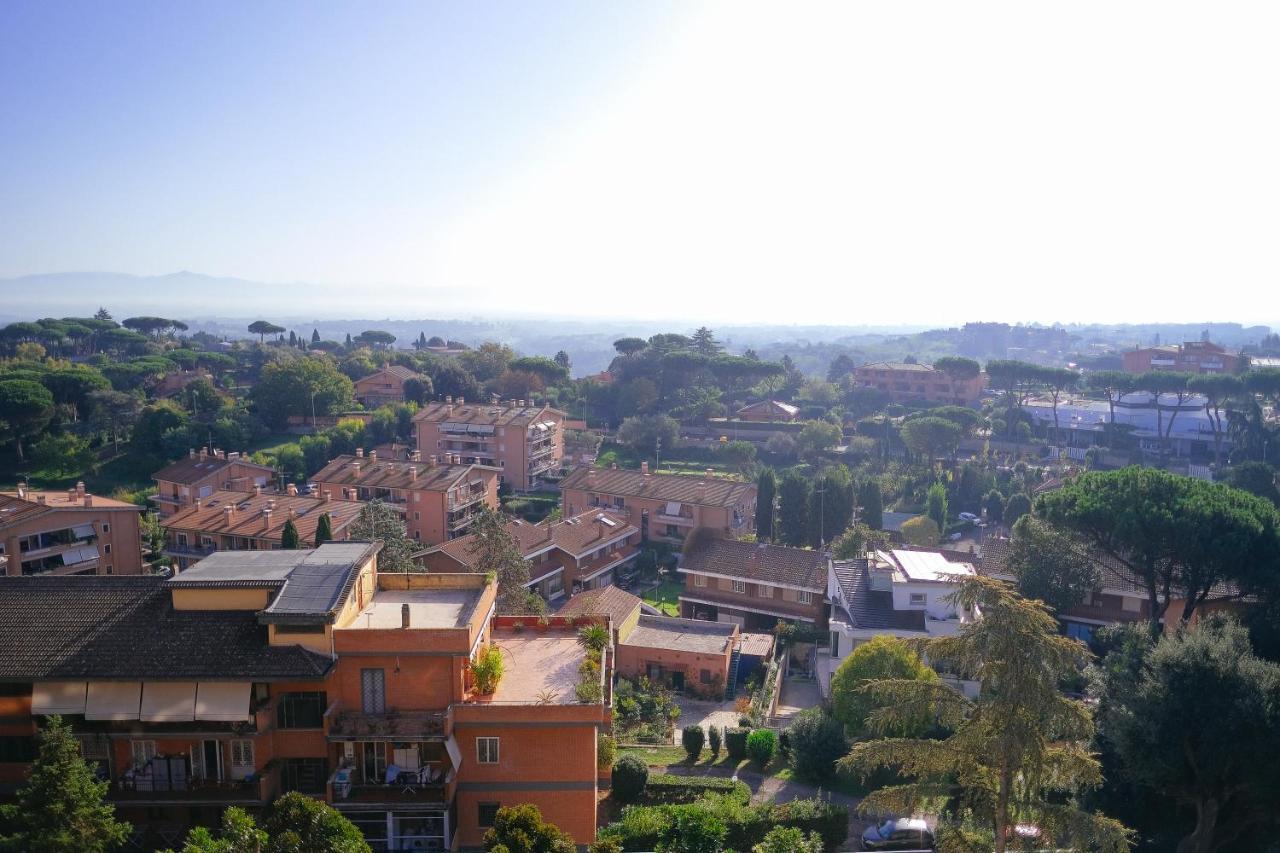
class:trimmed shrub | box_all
[597,734,617,770]
[746,729,777,766]
[785,707,848,782]
[641,774,750,805]
[658,808,727,853]
[611,754,649,803]
[707,725,722,759]
[681,725,705,761]
[724,727,751,761]
[599,796,848,852]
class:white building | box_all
[819,549,979,699]
[1022,391,1227,459]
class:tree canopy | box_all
[1006,515,1102,614]
[830,635,937,737]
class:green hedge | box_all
[724,727,751,761]
[601,796,847,851]
[638,774,750,805]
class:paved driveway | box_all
[774,677,822,723]
[671,696,741,743]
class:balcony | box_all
[110,772,269,804]
[329,771,448,807]
[150,494,182,506]
[528,456,559,478]
[446,490,487,512]
[447,511,481,533]
[326,709,447,741]
[527,441,556,459]
[655,512,695,526]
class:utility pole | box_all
[655,435,661,473]
[815,478,826,547]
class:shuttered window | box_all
[361,669,386,714]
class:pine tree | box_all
[311,328,321,343]
[350,500,417,572]
[755,468,777,541]
[467,507,545,615]
[314,512,333,546]
[94,306,112,321]
[280,519,301,549]
[0,715,130,853]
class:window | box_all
[0,736,35,763]
[908,593,927,606]
[699,669,712,684]
[798,590,813,605]
[104,544,111,554]
[276,692,326,729]
[76,734,109,760]
[230,739,254,770]
[476,737,500,764]
[131,740,156,768]
[757,583,772,599]
[414,512,421,521]
[478,801,501,828]
[830,632,840,658]
[280,758,327,794]
[731,580,746,594]
[1122,596,1141,613]
[106,564,113,575]
[102,523,110,533]
[361,669,386,714]
[694,573,707,588]
[274,623,325,635]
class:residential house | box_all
[413,397,565,492]
[0,545,612,851]
[560,464,756,546]
[851,361,987,405]
[353,366,422,407]
[821,549,980,698]
[557,585,644,643]
[678,539,826,630]
[161,488,365,571]
[0,484,142,576]
[1122,340,1244,375]
[151,450,275,518]
[311,449,500,545]
[615,615,738,699]
[734,400,800,423]
[417,509,641,602]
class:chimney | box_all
[289,507,297,519]
[194,499,202,510]
[263,508,272,530]
[446,395,453,404]
[356,448,364,458]
[610,462,618,470]
[409,466,418,481]
[428,454,437,466]
[641,461,649,476]
[76,481,86,498]
[83,494,93,508]
[322,491,332,503]
[287,483,298,496]
[199,448,208,460]
[518,399,525,407]
[369,449,377,462]
[705,468,714,479]
[352,461,362,475]
[189,448,196,458]
[457,397,465,405]
[410,450,421,462]
[254,484,262,496]
[267,498,276,510]
[35,494,45,505]
[401,602,411,629]
[67,488,76,503]
[223,505,234,522]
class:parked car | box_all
[958,512,980,522]
[860,817,935,851]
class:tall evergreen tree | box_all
[311,328,321,343]
[858,480,884,529]
[0,715,131,853]
[926,481,949,535]
[466,507,545,615]
[280,519,301,549]
[777,470,811,547]
[755,468,777,541]
[313,512,332,545]
[690,326,723,356]
[350,500,417,572]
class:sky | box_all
[2,1,1278,325]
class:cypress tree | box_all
[755,468,777,541]
[311,328,320,343]
[280,519,301,549]
[314,513,332,546]
[777,470,811,547]
[858,480,884,530]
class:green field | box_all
[641,578,683,616]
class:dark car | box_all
[860,817,935,851]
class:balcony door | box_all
[194,739,223,783]
[361,668,386,714]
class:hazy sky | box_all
[2,2,1278,325]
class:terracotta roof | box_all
[152,455,273,485]
[413,400,565,428]
[163,490,364,544]
[681,539,826,591]
[424,510,637,568]
[560,467,755,509]
[557,585,643,628]
[0,491,141,532]
[736,400,799,417]
[980,536,1146,595]
[0,577,333,681]
[375,365,419,381]
[311,455,499,493]
[737,632,775,657]
[855,361,938,373]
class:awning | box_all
[445,735,462,771]
[195,682,251,722]
[85,682,142,720]
[140,682,197,722]
[71,523,96,539]
[664,502,681,516]
[31,681,88,715]
[61,546,99,566]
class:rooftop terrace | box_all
[350,588,483,630]
[487,630,588,705]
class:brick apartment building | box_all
[353,366,423,407]
[311,449,500,546]
[0,484,143,576]
[559,464,756,546]
[851,361,988,405]
[161,488,366,571]
[413,398,565,492]
[679,539,827,630]
[0,544,611,851]
[417,509,641,602]
[151,450,276,518]
[1121,340,1245,375]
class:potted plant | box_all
[470,646,505,696]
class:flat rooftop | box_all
[350,588,482,630]
[887,549,976,583]
[622,615,736,655]
[487,632,586,705]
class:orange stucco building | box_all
[151,449,276,518]
[413,397,565,492]
[0,484,142,576]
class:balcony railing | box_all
[330,776,448,806]
[446,491,487,512]
[110,774,268,803]
[527,441,556,458]
[448,512,481,532]
[326,709,447,741]
[528,456,558,477]
[655,512,695,526]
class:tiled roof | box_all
[855,361,938,373]
[413,401,565,428]
[980,536,1147,596]
[0,491,141,533]
[736,400,799,417]
[425,510,637,568]
[831,559,927,633]
[152,455,273,485]
[681,539,826,591]
[0,577,332,681]
[359,365,419,382]
[560,467,755,509]
[737,632,775,657]
[622,615,736,655]
[163,490,363,544]
[557,585,643,628]
[311,455,499,492]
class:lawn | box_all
[502,491,560,523]
[641,578,683,617]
